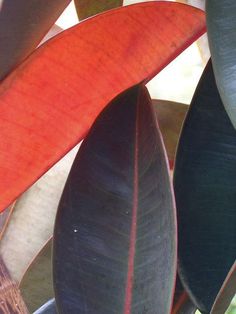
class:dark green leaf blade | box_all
[0,0,71,80]
[53,85,177,314]
[206,1,236,129]
[174,60,236,313]
[74,0,122,20]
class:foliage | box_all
[0,1,235,314]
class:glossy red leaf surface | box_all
[174,60,236,313]
[0,2,206,212]
[74,0,123,20]
[53,85,176,313]
[0,0,71,80]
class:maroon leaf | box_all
[0,0,71,79]
[53,85,177,313]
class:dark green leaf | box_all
[53,85,176,313]
[174,60,236,313]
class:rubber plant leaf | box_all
[33,299,56,314]
[0,257,29,313]
[210,261,236,314]
[174,60,236,313]
[0,0,71,80]
[152,100,188,169]
[171,275,196,314]
[206,1,236,129]
[74,0,123,20]
[53,85,176,313]
[0,2,205,212]
[19,238,53,313]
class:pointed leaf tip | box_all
[53,85,177,313]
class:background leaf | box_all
[19,238,53,313]
[0,2,206,212]
[0,257,28,313]
[206,1,236,128]
[0,0,70,80]
[152,100,188,168]
[33,299,56,314]
[211,261,236,314]
[74,0,122,20]
[53,85,176,313]
[0,147,77,282]
[0,204,14,240]
[174,60,236,313]
[172,275,196,314]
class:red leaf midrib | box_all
[124,102,139,314]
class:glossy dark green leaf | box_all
[74,0,122,20]
[34,299,56,314]
[19,239,53,313]
[0,0,71,80]
[172,275,196,314]
[206,1,236,129]
[211,261,236,314]
[174,60,236,313]
[53,85,177,314]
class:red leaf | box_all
[0,2,206,212]
[0,0,71,80]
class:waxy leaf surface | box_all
[0,0,71,79]
[206,1,236,128]
[174,61,236,313]
[0,2,205,212]
[53,85,176,314]
[74,0,122,20]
